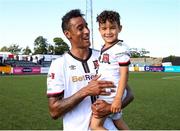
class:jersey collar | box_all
[101,40,123,54]
[68,48,92,62]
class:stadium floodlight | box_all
[86,0,94,49]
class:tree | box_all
[139,48,150,57]
[130,48,150,58]
[22,46,32,55]
[8,44,22,55]
[53,37,69,55]
[0,46,9,52]
[164,55,176,62]
[47,44,54,54]
[34,36,48,54]
[130,48,140,58]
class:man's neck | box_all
[70,48,90,60]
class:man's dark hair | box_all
[61,9,85,32]
[96,10,121,28]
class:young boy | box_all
[90,10,131,130]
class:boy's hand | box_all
[111,99,122,113]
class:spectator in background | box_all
[42,56,45,61]
[16,55,19,61]
[0,56,3,63]
[35,56,38,63]
[30,56,33,62]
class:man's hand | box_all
[91,85,134,119]
[121,85,134,109]
[91,99,111,118]
[84,75,115,96]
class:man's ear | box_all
[64,30,71,39]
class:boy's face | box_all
[99,20,122,45]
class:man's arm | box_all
[91,84,134,118]
[48,89,88,119]
[48,76,115,119]
[121,84,134,109]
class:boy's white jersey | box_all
[98,40,131,103]
[47,49,118,131]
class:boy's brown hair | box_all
[96,10,121,28]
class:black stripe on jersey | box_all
[91,96,96,104]
[91,96,99,104]
[119,60,131,66]
[79,54,96,103]
[82,62,90,73]
[68,49,97,103]
[47,91,64,98]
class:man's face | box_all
[99,20,121,45]
[65,17,90,49]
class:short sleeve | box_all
[115,44,131,66]
[47,58,64,97]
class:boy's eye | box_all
[101,27,106,30]
[111,26,116,29]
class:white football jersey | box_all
[98,40,131,103]
[47,48,118,131]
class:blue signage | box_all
[144,66,164,72]
[164,66,180,72]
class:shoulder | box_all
[91,48,100,56]
[91,48,100,53]
[111,40,130,54]
[51,56,62,65]
[50,53,67,67]
[116,40,130,51]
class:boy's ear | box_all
[64,30,71,39]
[98,27,100,32]
[119,25,122,32]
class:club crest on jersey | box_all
[93,60,99,69]
[69,65,76,70]
[101,53,110,64]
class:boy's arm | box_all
[111,66,128,113]
[91,84,134,118]
[115,66,129,100]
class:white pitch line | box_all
[162,76,180,79]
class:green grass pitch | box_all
[0,72,180,130]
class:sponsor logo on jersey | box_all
[69,65,76,70]
[72,74,96,82]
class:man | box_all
[47,9,134,131]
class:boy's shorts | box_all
[109,111,123,120]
